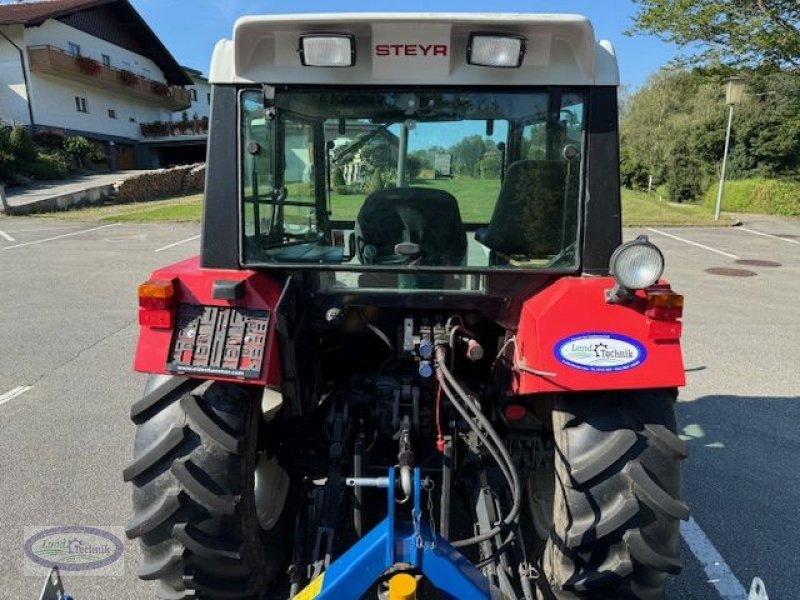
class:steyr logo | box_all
[375,44,448,57]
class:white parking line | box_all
[681,517,748,600]
[0,386,31,408]
[0,229,15,242]
[647,228,741,259]
[738,226,800,246]
[1,223,121,250]
[155,234,201,253]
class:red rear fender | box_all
[513,277,685,394]
[133,256,283,386]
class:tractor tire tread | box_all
[625,463,690,521]
[543,389,687,599]
[123,424,187,482]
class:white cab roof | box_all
[210,13,619,87]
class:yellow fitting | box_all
[388,573,417,600]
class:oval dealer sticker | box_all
[554,333,647,373]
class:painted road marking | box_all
[0,386,32,408]
[0,229,16,242]
[647,228,741,259]
[1,223,121,250]
[155,234,201,253]
[681,517,748,600]
[738,226,800,246]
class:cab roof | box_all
[210,13,619,87]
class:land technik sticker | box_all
[555,333,647,373]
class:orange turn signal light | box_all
[646,291,684,321]
[138,279,175,310]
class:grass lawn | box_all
[33,193,204,222]
[35,183,726,228]
[621,188,725,227]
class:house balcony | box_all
[27,45,192,111]
[139,118,209,142]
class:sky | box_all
[129,0,681,89]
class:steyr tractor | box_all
[124,13,689,600]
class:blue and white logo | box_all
[554,333,646,373]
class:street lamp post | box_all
[714,77,747,221]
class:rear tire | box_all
[124,380,286,599]
[540,389,689,600]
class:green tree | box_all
[450,135,489,177]
[667,140,703,202]
[360,142,393,171]
[629,0,800,68]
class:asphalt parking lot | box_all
[0,213,798,599]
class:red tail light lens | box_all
[646,291,684,321]
[138,279,175,328]
[138,279,175,310]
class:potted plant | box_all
[151,82,170,97]
[76,55,101,76]
[118,69,137,87]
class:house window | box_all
[75,96,88,113]
[191,89,198,101]
[68,42,81,56]
[108,109,117,119]
[102,54,111,67]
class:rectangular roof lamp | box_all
[299,34,356,67]
[468,33,526,68]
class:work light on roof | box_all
[468,33,526,68]
[299,34,355,67]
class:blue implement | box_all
[302,467,495,600]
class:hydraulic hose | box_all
[435,347,522,548]
[437,351,522,522]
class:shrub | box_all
[0,149,17,182]
[21,158,67,181]
[34,130,65,150]
[63,135,104,167]
[9,126,37,162]
[705,178,800,216]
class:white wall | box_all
[182,75,211,120]
[29,74,164,138]
[0,25,33,125]
[18,19,173,139]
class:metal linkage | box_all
[296,467,500,600]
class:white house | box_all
[182,66,211,120]
[0,0,193,169]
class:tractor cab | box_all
[201,14,624,294]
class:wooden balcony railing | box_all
[140,117,209,139]
[27,45,192,111]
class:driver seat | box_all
[476,160,579,264]
[355,187,467,288]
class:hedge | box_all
[705,178,800,217]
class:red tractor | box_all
[125,13,688,600]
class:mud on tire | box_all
[124,380,286,599]
[541,389,689,600]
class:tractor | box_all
[125,13,689,600]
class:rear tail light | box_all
[646,290,684,320]
[138,279,175,328]
[138,279,175,310]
